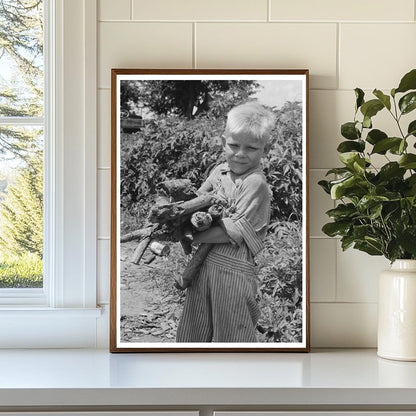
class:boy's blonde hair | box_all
[225,101,275,143]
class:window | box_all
[0,0,45,293]
[0,0,100,348]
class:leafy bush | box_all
[121,101,303,232]
[256,221,303,342]
[319,69,416,262]
[266,102,303,221]
[120,115,225,232]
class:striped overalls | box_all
[176,163,270,343]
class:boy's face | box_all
[222,131,266,176]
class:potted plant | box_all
[319,68,416,361]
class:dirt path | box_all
[119,241,185,343]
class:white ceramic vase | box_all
[378,259,416,361]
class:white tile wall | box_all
[99,0,131,21]
[340,24,416,90]
[310,239,337,302]
[311,303,378,347]
[132,0,268,21]
[309,170,334,237]
[96,1,416,348]
[271,0,415,22]
[336,247,389,303]
[196,23,338,89]
[98,22,193,88]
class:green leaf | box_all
[399,154,416,169]
[373,89,391,110]
[330,176,355,199]
[363,115,372,129]
[399,92,416,115]
[369,203,383,220]
[360,99,384,119]
[354,241,383,256]
[398,227,416,255]
[341,235,355,251]
[352,225,374,240]
[325,167,352,176]
[322,221,351,237]
[366,129,387,145]
[341,122,361,140]
[357,195,389,211]
[396,69,416,94]
[353,158,366,174]
[318,180,331,194]
[337,140,365,153]
[339,152,360,167]
[407,120,416,137]
[355,88,365,110]
[330,175,367,200]
[386,240,403,263]
[390,139,408,155]
[326,203,357,220]
[371,137,402,154]
[378,162,406,181]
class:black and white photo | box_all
[110,69,309,352]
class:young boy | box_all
[176,101,274,343]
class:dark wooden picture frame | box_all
[110,69,310,352]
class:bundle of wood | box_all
[121,179,225,269]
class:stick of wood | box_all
[149,193,215,224]
[121,228,153,243]
[130,224,159,264]
[174,243,212,290]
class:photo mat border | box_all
[110,69,310,353]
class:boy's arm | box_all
[193,226,230,244]
[220,174,271,255]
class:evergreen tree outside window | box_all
[0,0,44,288]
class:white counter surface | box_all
[0,348,416,408]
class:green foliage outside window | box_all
[0,0,44,288]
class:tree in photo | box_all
[121,80,260,120]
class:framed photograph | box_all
[110,69,310,352]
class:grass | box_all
[0,252,43,288]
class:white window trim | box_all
[0,0,101,348]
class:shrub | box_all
[256,221,303,342]
[120,101,303,232]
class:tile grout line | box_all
[336,22,340,90]
[97,19,415,24]
[333,229,339,303]
[193,22,197,68]
[267,0,271,22]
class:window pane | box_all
[0,126,43,288]
[0,0,44,117]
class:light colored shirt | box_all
[198,162,271,256]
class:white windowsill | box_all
[0,307,102,316]
[0,307,105,349]
[0,349,415,410]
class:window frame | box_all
[0,0,100,348]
